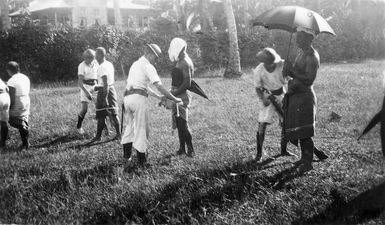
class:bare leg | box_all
[256,122,267,161]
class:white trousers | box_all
[121,94,149,153]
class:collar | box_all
[140,56,151,64]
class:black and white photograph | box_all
[0,0,385,224]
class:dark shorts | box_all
[9,116,29,131]
[96,86,119,118]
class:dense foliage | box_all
[0,13,384,82]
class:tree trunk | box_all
[0,0,11,31]
[199,0,213,32]
[243,0,249,32]
[113,0,122,30]
[223,0,242,78]
[174,0,186,32]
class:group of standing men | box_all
[0,29,328,171]
[76,29,329,171]
[77,38,195,166]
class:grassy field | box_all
[1,60,385,224]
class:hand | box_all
[174,97,182,104]
[262,98,270,107]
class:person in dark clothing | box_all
[283,27,328,172]
[168,38,195,157]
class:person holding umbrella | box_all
[121,43,182,166]
[253,47,295,161]
[167,37,195,157]
[282,27,327,172]
[252,6,334,171]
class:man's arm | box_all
[289,56,318,85]
[9,86,16,110]
[147,85,162,99]
[153,82,181,103]
[78,75,92,100]
[171,61,192,96]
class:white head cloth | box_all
[168,37,187,62]
[297,27,316,37]
[382,70,385,88]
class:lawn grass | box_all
[1,60,385,224]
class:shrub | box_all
[0,14,384,83]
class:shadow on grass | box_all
[292,180,385,225]
[32,133,86,149]
[84,154,308,225]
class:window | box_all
[80,7,86,16]
[127,16,135,28]
[93,8,99,17]
[80,17,87,27]
[95,18,101,26]
[93,8,100,25]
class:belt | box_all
[124,88,148,97]
[83,79,97,85]
[271,87,283,96]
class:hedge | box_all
[0,16,384,82]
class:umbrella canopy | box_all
[357,110,382,141]
[251,5,336,36]
[188,80,209,100]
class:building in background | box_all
[9,0,160,30]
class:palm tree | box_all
[223,0,242,78]
[174,0,186,32]
[113,0,122,30]
[198,0,213,32]
[0,0,11,31]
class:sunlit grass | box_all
[0,60,385,224]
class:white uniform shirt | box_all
[78,60,98,80]
[0,79,8,92]
[8,73,30,96]
[254,60,287,92]
[97,60,114,86]
[8,73,30,117]
[126,56,161,90]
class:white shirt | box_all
[0,79,8,92]
[254,60,287,92]
[8,73,30,96]
[382,70,385,89]
[97,60,114,86]
[78,60,98,80]
[126,56,161,90]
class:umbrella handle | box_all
[286,33,293,60]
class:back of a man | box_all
[121,44,182,166]
[98,60,115,86]
[8,72,30,118]
[6,61,30,150]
